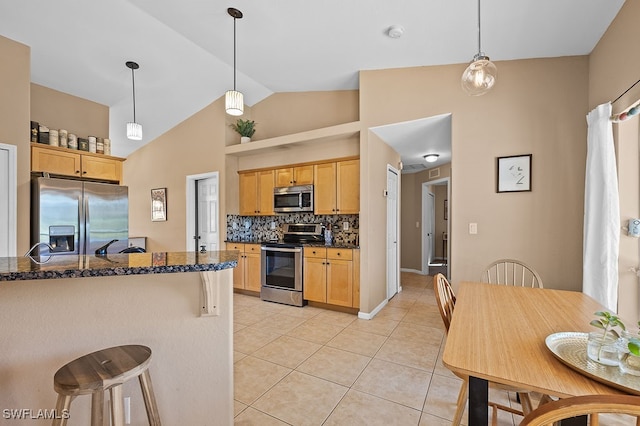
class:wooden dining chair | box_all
[519,394,640,426]
[433,273,534,426]
[481,259,544,288]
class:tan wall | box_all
[361,57,589,291]
[0,270,234,426]
[0,35,30,254]
[589,0,640,321]
[123,98,227,252]
[249,90,359,140]
[30,83,109,141]
[400,173,420,270]
[359,130,401,313]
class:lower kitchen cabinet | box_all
[227,243,261,292]
[303,247,359,308]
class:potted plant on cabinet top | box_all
[230,119,256,144]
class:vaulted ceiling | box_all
[0,0,625,160]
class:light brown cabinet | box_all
[31,144,123,183]
[314,159,359,215]
[275,165,314,187]
[227,243,262,292]
[239,170,275,216]
[303,247,359,308]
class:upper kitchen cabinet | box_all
[314,159,359,214]
[275,165,313,187]
[31,144,123,183]
[239,169,275,216]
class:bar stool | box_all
[52,345,161,426]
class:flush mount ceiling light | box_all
[125,61,142,141]
[461,0,497,96]
[424,154,439,163]
[225,7,244,116]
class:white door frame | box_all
[186,171,219,252]
[421,177,450,276]
[387,164,401,298]
[422,190,435,270]
[0,143,17,256]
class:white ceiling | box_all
[0,0,625,160]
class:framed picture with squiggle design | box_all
[497,154,531,193]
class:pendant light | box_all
[125,61,143,140]
[225,7,244,116]
[461,0,497,96]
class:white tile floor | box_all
[233,273,635,425]
[233,273,530,425]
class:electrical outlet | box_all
[232,222,238,230]
[244,221,250,230]
[469,223,478,235]
[342,221,349,231]
[271,222,276,230]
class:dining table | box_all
[442,282,628,426]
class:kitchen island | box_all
[0,251,237,425]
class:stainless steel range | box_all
[260,224,324,307]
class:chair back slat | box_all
[433,273,456,333]
[481,259,543,288]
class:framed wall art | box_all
[151,188,167,221]
[496,154,532,193]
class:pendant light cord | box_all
[477,0,482,55]
[233,16,237,91]
[131,67,137,123]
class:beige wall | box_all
[589,0,640,321]
[359,130,401,313]
[361,57,589,291]
[0,270,234,426]
[123,98,228,252]
[0,35,30,255]
[249,90,359,140]
[30,83,109,141]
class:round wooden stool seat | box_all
[52,345,161,426]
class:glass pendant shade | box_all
[462,55,497,96]
[225,90,244,116]
[127,122,143,140]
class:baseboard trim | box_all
[401,268,426,275]
[358,298,388,320]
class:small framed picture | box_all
[497,154,532,193]
[151,188,167,221]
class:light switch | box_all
[416,221,420,228]
[469,223,478,234]
[342,221,349,231]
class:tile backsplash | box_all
[226,214,359,245]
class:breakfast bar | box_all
[0,251,237,425]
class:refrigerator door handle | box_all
[84,196,90,253]
[78,195,85,256]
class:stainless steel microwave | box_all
[273,185,314,213]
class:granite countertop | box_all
[0,251,238,282]
[225,239,358,249]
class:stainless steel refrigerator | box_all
[31,177,129,256]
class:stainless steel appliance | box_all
[261,223,323,306]
[31,176,129,256]
[273,185,313,213]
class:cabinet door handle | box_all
[75,170,80,174]
[312,251,316,254]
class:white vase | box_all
[240,136,251,144]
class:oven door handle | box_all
[261,246,302,253]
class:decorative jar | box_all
[587,331,619,366]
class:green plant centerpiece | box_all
[230,119,256,140]
[587,311,625,366]
[619,321,640,375]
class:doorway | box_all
[387,165,400,299]
[0,143,17,257]
[422,177,450,277]
[186,172,219,252]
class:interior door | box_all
[387,167,399,299]
[425,192,435,266]
[0,144,15,256]
[196,176,219,252]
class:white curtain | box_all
[583,102,619,312]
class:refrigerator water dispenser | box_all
[49,226,75,253]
